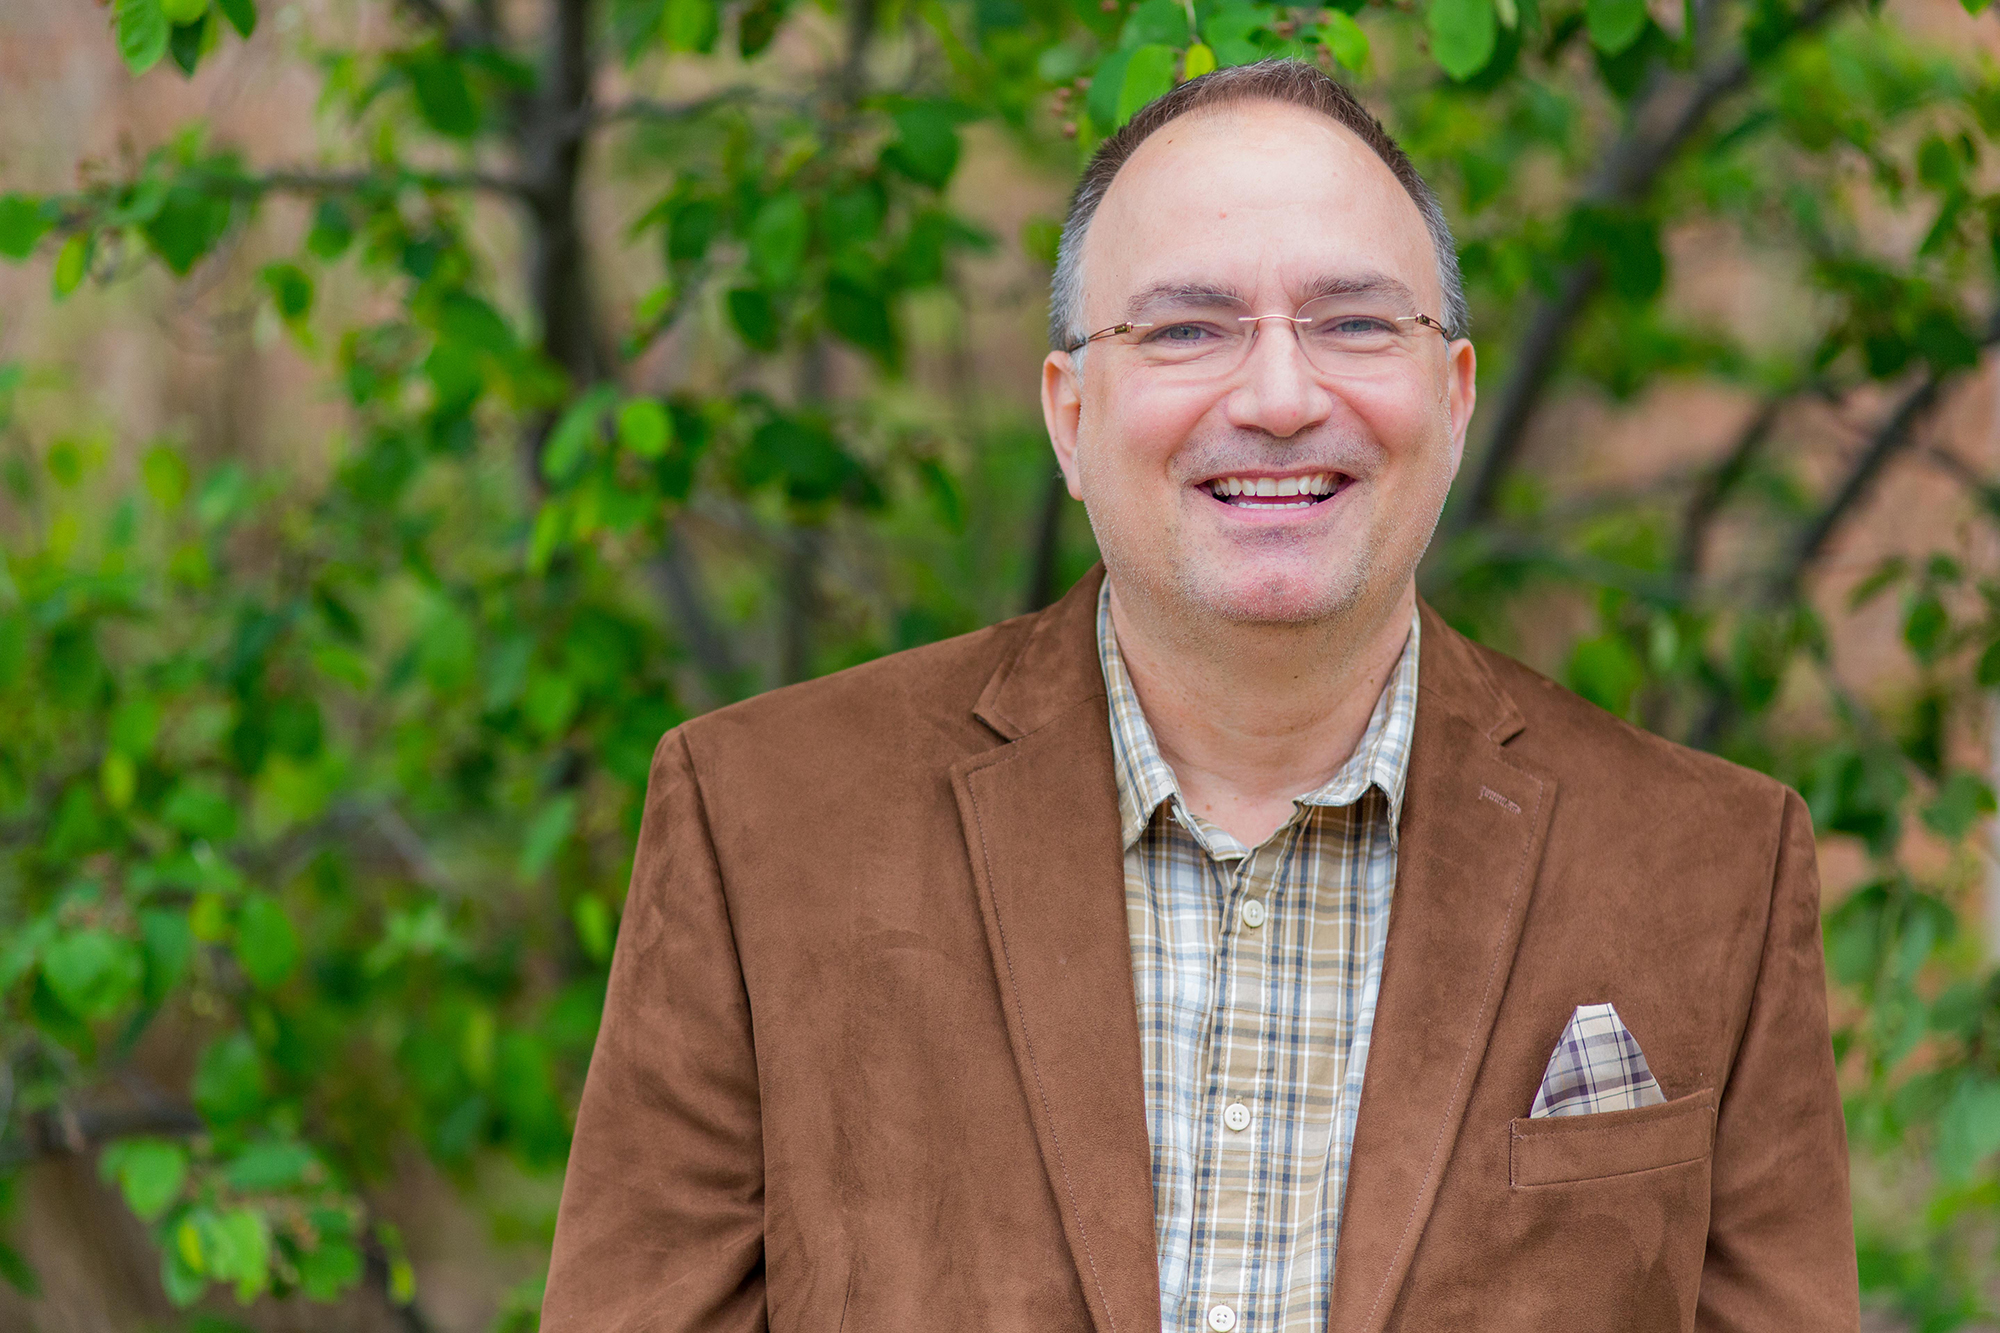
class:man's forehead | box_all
[1083,101,1434,303]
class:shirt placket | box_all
[1187,826,1291,1333]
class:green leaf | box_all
[214,0,256,36]
[1200,4,1266,65]
[404,52,480,138]
[53,233,88,298]
[1183,42,1217,78]
[1120,0,1190,47]
[168,16,209,73]
[295,1230,361,1300]
[434,292,515,355]
[235,895,300,988]
[259,262,313,322]
[616,397,671,458]
[748,192,809,285]
[825,274,898,363]
[305,199,353,260]
[737,0,790,55]
[1585,0,1647,54]
[115,0,171,74]
[1116,45,1177,126]
[162,0,208,24]
[163,779,238,842]
[0,1241,38,1297]
[1316,12,1368,70]
[1087,48,1135,133]
[519,793,579,879]
[884,104,963,189]
[667,198,721,263]
[42,929,144,1021]
[140,908,193,1006]
[1566,633,1645,718]
[727,286,781,350]
[192,1032,268,1124]
[223,1140,315,1191]
[102,1139,189,1220]
[1937,1075,2000,1184]
[1922,772,1995,841]
[541,386,614,483]
[662,0,719,51]
[0,195,50,260]
[572,894,613,962]
[1427,0,1496,80]
[1903,592,1948,664]
[143,186,232,275]
[1977,636,2000,688]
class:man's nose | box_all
[1224,321,1336,440]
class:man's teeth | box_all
[1207,473,1339,503]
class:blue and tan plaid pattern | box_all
[1528,1003,1667,1118]
[1100,583,1420,1333]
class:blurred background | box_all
[4,0,2000,1326]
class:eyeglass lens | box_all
[1114,294,1436,376]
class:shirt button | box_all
[1207,1303,1238,1332]
[1223,1101,1251,1132]
[1240,899,1267,928]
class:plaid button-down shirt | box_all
[1098,583,1420,1333]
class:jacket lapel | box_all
[1328,605,1556,1333]
[953,569,1161,1333]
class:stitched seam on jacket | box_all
[964,767,1121,1333]
[1361,768,1547,1332]
[1509,1146,1713,1188]
[1712,784,1796,1123]
[1507,1095,1714,1142]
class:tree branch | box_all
[1771,371,1946,601]
[650,527,748,704]
[1449,0,1849,536]
[590,89,761,130]
[0,1100,203,1172]
[393,0,496,55]
[1685,312,2000,748]
[1675,390,1789,584]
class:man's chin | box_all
[1175,563,1367,627]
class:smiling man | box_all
[542,59,1859,1333]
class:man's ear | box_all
[1040,350,1085,500]
[1443,338,1478,478]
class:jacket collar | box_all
[975,567,1524,749]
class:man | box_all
[543,59,1858,1333]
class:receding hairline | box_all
[1080,100,1444,321]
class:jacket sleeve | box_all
[543,727,767,1332]
[1696,786,1858,1332]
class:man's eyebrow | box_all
[1121,273,1423,318]
[1297,272,1419,306]
[1124,283,1249,317]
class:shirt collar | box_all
[1097,579,1422,854]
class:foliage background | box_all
[6,0,2000,1325]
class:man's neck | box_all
[1108,577,1417,848]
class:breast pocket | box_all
[1509,1088,1716,1188]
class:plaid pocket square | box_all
[1528,1002,1667,1118]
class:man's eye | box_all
[1325,317,1392,335]
[1152,323,1219,342]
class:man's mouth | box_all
[1201,472,1345,509]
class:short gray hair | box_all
[1049,58,1468,351]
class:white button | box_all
[1223,1101,1251,1132]
[1240,899,1267,928]
[1207,1303,1238,1332]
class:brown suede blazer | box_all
[542,568,1858,1333]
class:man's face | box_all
[1041,101,1477,629]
